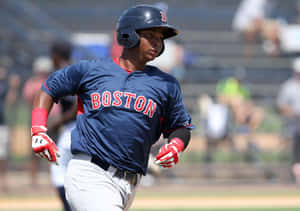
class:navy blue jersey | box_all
[42,58,192,174]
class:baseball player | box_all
[48,40,75,211]
[30,4,193,211]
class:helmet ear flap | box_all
[117,27,140,48]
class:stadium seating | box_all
[0,0,296,108]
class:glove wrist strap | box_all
[31,108,48,136]
[32,108,48,127]
[170,138,184,152]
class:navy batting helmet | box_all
[116,4,178,50]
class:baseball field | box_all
[1,179,300,211]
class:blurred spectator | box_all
[232,0,281,57]
[203,99,235,163]
[148,39,186,80]
[0,67,20,191]
[296,0,300,24]
[277,58,300,185]
[197,94,235,177]
[6,73,21,108]
[23,56,61,187]
[23,57,53,105]
[110,29,123,59]
[5,72,21,128]
[278,1,300,55]
[48,39,74,211]
[216,70,264,131]
[197,94,214,119]
[216,70,264,162]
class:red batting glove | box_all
[154,138,184,168]
[31,125,60,165]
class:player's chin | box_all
[147,57,156,62]
[145,52,158,61]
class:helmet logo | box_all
[160,11,167,22]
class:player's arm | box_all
[30,61,87,164]
[168,127,191,150]
[33,89,55,110]
[154,127,191,168]
[31,89,60,164]
[154,78,193,168]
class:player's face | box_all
[138,29,163,61]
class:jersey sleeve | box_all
[162,79,193,138]
[42,61,88,102]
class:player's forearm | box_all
[32,90,55,128]
[31,89,60,163]
[33,89,54,112]
[168,127,191,151]
[155,127,191,168]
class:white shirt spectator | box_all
[277,78,300,115]
[277,58,300,114]
[148,40,179,74]
[232,0,269,32]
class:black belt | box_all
[91,156,138,186]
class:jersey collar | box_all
[113,58,132,73]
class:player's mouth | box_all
[149,49,158,57]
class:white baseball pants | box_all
[65,154,141,211]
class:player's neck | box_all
[119,56,146,72]
[56,61,70,70]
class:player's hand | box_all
[154,138,184,168]
[31,125,60,165]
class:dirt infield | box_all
[1,195,300,210]
[1,183,300,210]
[1,170,300,210]
[132,184,300,209]
[133,196,300,209]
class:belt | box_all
[90,156,139,186]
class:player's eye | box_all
[140,32,151,38]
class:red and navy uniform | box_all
[42,57,192,175]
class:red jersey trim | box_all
[77,95,84,115]
[43,81,50,90]
[113,58,131,73]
